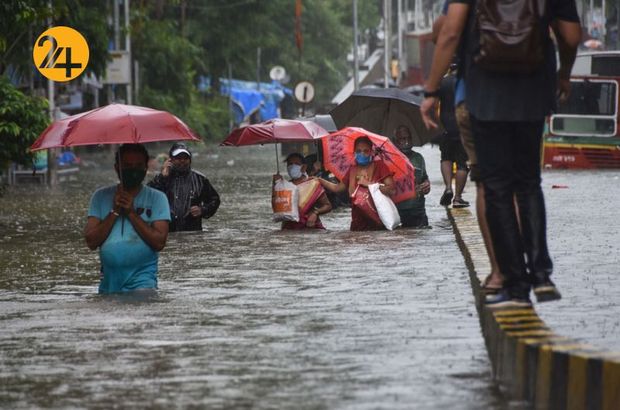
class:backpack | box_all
[474,0,546,74]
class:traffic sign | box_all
[269,65,287,81]
[294,81,315,103]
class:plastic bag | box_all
[272,178,299,222]
[368,183,401,230]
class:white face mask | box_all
[287,164,303,179]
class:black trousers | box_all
[470,117,553,299]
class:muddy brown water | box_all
[3,143,616,409]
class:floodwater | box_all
[7,142,615,409]
[535,168,620,352]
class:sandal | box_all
[452,198,470,208]
[481,274,502,294]
[439,190,453,206]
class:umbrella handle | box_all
[275,143,280,174]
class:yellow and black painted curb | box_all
[447,207,620,410]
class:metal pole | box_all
[114,0,120,50]
[353,0,360,91]
[383,0,390,88]
[46,0,58,187]
[125,0,132,104]
[256,47,261,91]
[397,0,403,85]
[228,61,233,131]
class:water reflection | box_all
[0,145,510,409]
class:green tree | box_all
[0,76,49,171]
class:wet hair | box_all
[284,152,305,163]
[115,144,149,166]
[354,136,373,150]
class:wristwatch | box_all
[423,89,440,98]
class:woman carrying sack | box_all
[319,136,396,231]
[273,153,332,230]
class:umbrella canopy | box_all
[30,103,201,151]
[220,118,328,146]
[301,114,338,132]
[329,87,440,146]
[320,127,416,204]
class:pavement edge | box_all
[447,207,620,410]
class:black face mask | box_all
[121,168,146,188]
[171,163,191,175]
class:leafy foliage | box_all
[0,76,49,169]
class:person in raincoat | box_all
[148,143,220,232]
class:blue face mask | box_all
[287,164,303,179]
[355,152,372,166]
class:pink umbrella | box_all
[30,103,201,151]
[221,118,328,172]
[220,118,328,146]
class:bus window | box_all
[550,80,617,137]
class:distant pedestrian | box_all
[438,67,469,208]
[148,143,220,232]
[420,0,582,307]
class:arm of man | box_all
[552,19,581,102]
[84,213,118,250]
[126,211,169,251]
[199,179,220,219]
[420,2,470,129]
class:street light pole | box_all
[353,0,360,91]
[46,0,58,187]
[383,0,390,88]
[125,0,132,105]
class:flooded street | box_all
[3,143,618,409]
[0,145,508,409]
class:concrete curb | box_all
[447,207,620,409]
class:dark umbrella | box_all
[329,88,441,146]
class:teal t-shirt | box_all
[88,185,170,294]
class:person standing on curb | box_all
[420,0,581,308]
[438,65,470,209]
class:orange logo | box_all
[33,26,89,82]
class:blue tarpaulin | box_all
[198,76,292,125]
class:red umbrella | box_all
[220,118,328,173]
[220,118,328,146]
[30,103,201,151]
[319,127,416,204]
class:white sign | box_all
[294,81,315,103]
[269,65,287,81]
[103,51,131,84]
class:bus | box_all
[543,51,620,169]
